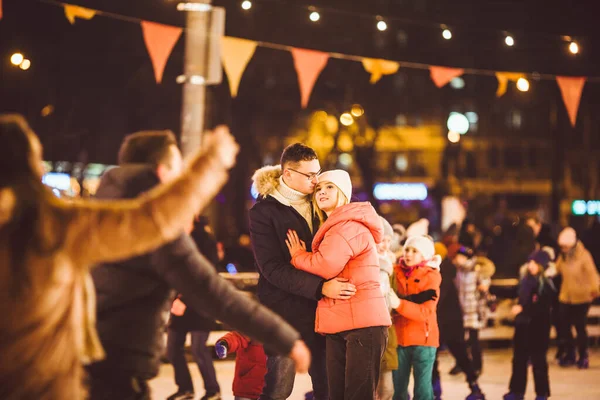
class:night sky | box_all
[1,0,598,164]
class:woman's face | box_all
[315,181,339,214]
[404,246,425,266]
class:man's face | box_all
[283,159,321,195]
[157,145,183,183]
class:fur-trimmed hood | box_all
[251,165,282,198]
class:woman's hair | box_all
[0,114,63,294]
[312,181,349,224]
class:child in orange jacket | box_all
[215,332,267,400]
[390,235,442,400]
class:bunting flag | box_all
[141,21,182,84]
[362,58,400,84]
[220,37,258,97]
[64,5,96,24]
[495,72,525,97]
[430,66,465,88]
[291,48,329,108]
[556,76,587,127]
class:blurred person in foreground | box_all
[0,114,240,399]
[88,130,310,400]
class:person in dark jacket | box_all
[249,144,356,400]
[504,250,556,400]
[166,217,222,400]
[88,131,310,400]
[432,243,485,400]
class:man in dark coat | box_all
[89,131,310,400]
[249,144,356,400]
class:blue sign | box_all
[572,200,600,216]
[373,183,428,201]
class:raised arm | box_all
[249,206,324,300]
[64,127,238,266]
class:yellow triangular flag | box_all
[64,5,96,24]
[221,37,257,98]
[495,72,525,97]
[362,58,399,84]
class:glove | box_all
[215,340,229,359]
[388,290,401,310]
[405,289,437,304]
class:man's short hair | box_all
[118,130,178,166]
[280,143,317,168]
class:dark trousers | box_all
[87,364,150,400]
[259,331,328,400]
[466,328,482,371]
[326,326,388,400]
[433,336,478,385]
[508,322,551,397]
[166,328,220,394]
[559,302,591,358]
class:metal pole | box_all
[178,1,223,158]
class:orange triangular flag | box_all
[141,21,182,84]
[221,37,257,97]
[556,76,587,127]
[291,48,329,108]
[430,66,465,88]
[64,5,96,24]
[362,58,400,84]
[495,72,525,97]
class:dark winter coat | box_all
[91,165,299,379]
[249,166,324,342]
[515,274,556,326]
[437,258,464,332]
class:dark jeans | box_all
[326,326,388,400]
[509,322,551,397]
[559,302,591,358]
[259,332,328,400]
[466,328,482,371]
[166,328,220,394]
[87,364,150,400]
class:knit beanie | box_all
[404,235,435,260]
[558,227,577,248]
[379,216,393,238]
[529,250,551,270]
[317,170,352,201]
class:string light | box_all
[19,59,31,70]
[10,53,24,66]
[376,18,387,32]
[516,77,530,92]
[442,29,452,40]
[505,35,515,47]
[340,113,354,126]
[309,10,320,22]
[448,131,461,143]
[569,41,579,54]
[241,1,252,10]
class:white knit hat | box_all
[404,235,435,260]
[558,227,577,248]
[317,170,352,201]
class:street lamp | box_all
[19,59,31,70]
[11,53,24,66]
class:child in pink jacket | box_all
[286,169,391,400]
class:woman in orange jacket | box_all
[286,169,391,400]
[391,235,442,400]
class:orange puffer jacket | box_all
[291,202,392,334]
[393,260,441,348]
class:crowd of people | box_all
[1,113,599,400]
